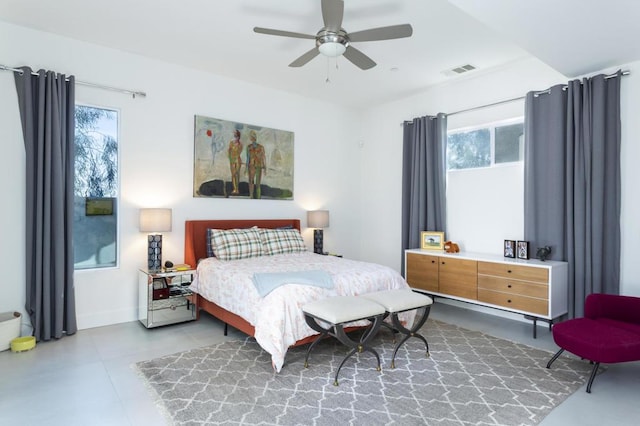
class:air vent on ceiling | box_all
[442,64,476,77]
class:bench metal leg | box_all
[304,313,384,386]
[304,314,329,368]
[303,330,328,368]
[332,316,383,385]
[388,305,431,368]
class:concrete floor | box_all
[0,302,638,425]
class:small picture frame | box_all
[517,240,530,260]
[504,240,515,258]
[421,231,445,250]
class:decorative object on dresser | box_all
[537,245,552,261]
[517,240,530,259]
[504,239,515,258]
[421,231,444,250]
[307,209,330,254]
[139,208,172,272]
[405,249,569,337]
[443,240,460,253]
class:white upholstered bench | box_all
[302,295,386,386]
[361,289,433,368]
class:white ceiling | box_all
[1,0,638,108]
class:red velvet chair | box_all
[546,293,640,393]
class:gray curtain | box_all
[14,67,78,341]
[524,71,622,317]
[401,113,447,274]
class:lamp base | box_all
[147,234,163,272]
[313,229,324,254]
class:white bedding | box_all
[189,251,414,372]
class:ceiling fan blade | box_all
[321,0,344,31]
[253,27,316,40]
[289,48,321,67]
[343,46,376,70]
[348,24,413,42]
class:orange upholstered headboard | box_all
[184,219,301,268]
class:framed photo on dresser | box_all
[517,241,530,260]
[504,240,515,258]
[421,231,444,250]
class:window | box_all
[447,128,490,170]
[447,119,523,170]
[495,122,524,164]
[73,105,119,269]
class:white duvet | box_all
[189,251,414,372]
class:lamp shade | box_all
[139,208,172,232]
[307,210,329,229]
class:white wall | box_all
[618,60,640,296]
[360,56,640,300]
[447,163,524,253]
[0,21,363,331]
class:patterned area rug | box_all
[134,320,596,425]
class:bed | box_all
[185,219,413,372]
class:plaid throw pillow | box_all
[208,227,264,261]
[260,228,307,256]
[206,228,216,258]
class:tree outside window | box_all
[447,120,523,170]
[73,105,119,269]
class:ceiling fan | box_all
[253,0,413,70]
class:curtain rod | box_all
[404,69,630,124]
[402,95,523,125]
[0,64,147,98]
[447,95,523,117]
[532,69,630,97]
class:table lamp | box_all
[139,208,172,272]
[307,210,329,254]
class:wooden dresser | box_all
[405,249,568,336]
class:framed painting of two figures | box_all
[193,115,294,200]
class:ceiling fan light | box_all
[318,41,346,57]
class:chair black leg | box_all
[586,362,600,393]
[546,348,565,368]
